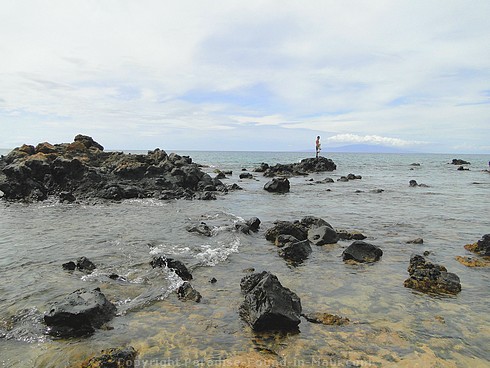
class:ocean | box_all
[0,150,489,367]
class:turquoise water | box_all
[0,150,489,367]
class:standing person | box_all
[315,136,321,159]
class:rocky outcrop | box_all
[80,346,137,368]
[150,256,193,281]
[0,135,237,202]
[464,234,490,257]
[278,240,312,263]
[404,254,461,294]
[342,240,383,263]
[239,271,302,332]
[44,288,116,338]
[256,157,336,178]
[177,282,202,302]
[264,178,290,193]
[451,159,470,165]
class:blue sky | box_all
[0,0,489,153]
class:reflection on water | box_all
[1,152,489,367]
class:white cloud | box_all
[327,134,425,148]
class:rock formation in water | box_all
[254,156,336,178]
[239,271,302,331]
[342,240,383,263]
[403,254,461,294]
[0,134,237,202]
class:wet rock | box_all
[457,166,469,171]
[80,346,137,368]
[259,157,336,178]
[451,159,470,165]
[342,240,383,263]
[409,180,428,187]
[239,172,253,179]
[264,177,290,193]
[455,256,489,267]
[239,271,302,332]
[274,234,299,247]
[464,234,490,257]
[209,277,217,284]
[254,163,269,173]
[246,217,261,232]
[300,216,332,229]
[302,312,350,326]
[278,240,312,263]
[336,230,366,241]
[177,282,202,302]
[307,225,339,245]
[265,221,307,242]
[108,273,127,281]
[407,238,424,244]
[315,177,334,184]
[150,256,193,281]
[76,257,96,272]
[404,254,461,294]
[62,261,76,270]
[0,135,218,202]
[44,288,116,338]
[187,222,212,237]
[410,163,421,166]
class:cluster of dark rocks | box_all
[409,180,429,187]
[186,217,261,237]
[337,173,362,182]
[264,216,378,265]
[404,254,461,294]
[254,156,337,177]
[0,135,239,202]
[456,234,490,267]
[451,159,470,165]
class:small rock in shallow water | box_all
[80,346,137,368]
[302,312,350,326]
[407,238,424,244]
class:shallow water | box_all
[0,151,489,367]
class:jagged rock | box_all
[239,271,302,332]
[44,288,116,338]
[274,234,299,247]
[336,230,366,241]
[278,240,312,263]
[246,217,261,232]
[264,178,290,193]
[265,221,307,242]
[150,256,193,281]
[259,156,336,178]
[76,257,96,272]
[342,240,383,263]
[62,261,76,270]
[81,346,137,368]
[464,234,490,257]
[404,254,461,294]
[451,159,470,165]
[177,282,202,302]
[307,225,339,245]
[0,135,222,202]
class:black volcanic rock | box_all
[257,156,336,178]
[239,271,302,332]
[0,135,229,202]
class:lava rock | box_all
[177,282,202,302]
[264,178,290,193]
[307,225,339,245]
[150,256,193,281]
[81,346,137,368]
[278,239,312,263]
[342,240,383,263]
[44,288,116,338]
[403,254,461,294]
[239,271,302,332]
[76,257,96,272]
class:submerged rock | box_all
[455,256,489,268]
[404,254,461,294]
[342,240,383,263]
[80,346,137,368]
[44,288,116,338]
[177,282,202,302]
[302,312,350,326]
[239,271,302,332]
[336,229,366,241]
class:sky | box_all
[1,0,489,153]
